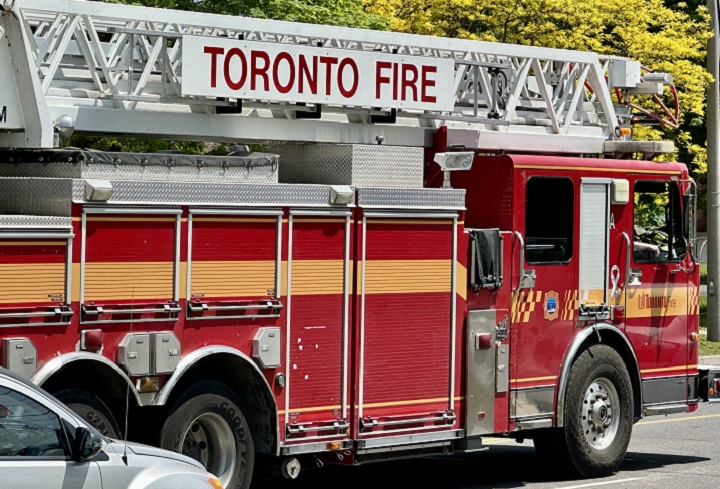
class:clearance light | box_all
[619,127,632,137]
[330,185,354,205]
[327,441,343,450]
[136,376,160,393]
[208,477,223,489]
[85,179,114,202]
[434,152,474,172]
[691,332,700,342]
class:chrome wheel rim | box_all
[182,413,236,487]
[581,378,620,450]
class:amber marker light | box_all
[691,332,701,342]
[208,477,223,489]
[619,127,632,136]
[136,376,160,393]
[327,441,343,450]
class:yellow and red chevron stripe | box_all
[689,287,700,316]
[562,290,579,320]
[511,290,543,323]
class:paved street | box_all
[293,403,720,489]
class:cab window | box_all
[633,181,686,263]
[525,177,574,264]
[0,387,70,458]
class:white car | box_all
[0,368,223,489]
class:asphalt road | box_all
[290,403,720,489]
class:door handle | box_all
[513,231,536,292]
[621,232,642,286]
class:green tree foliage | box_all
[365,0,712,176]
[99,0,387,29]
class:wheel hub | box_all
[581,379,620,450]
[181,413,236,488]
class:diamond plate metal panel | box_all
[352,145,424,189]
[0,179,74,216]
[72,180,353,208]
[358,187,466,210]
[0,150,279,184]
[273,144,423,188]
[0,215,72,229]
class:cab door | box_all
[511,173,577,422]
[624,178,690,410]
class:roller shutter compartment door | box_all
[358,213,457,434]
[82,212,178,322]
[285,213,350,439]
[188,211,281,319]
[0,239,70,327]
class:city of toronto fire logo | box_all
[544,291,559,321]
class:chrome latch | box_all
[519,269,536,290]
[628,268,642,286]
[496,316,509,341]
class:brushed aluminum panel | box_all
[496,343,509,393]
[273,144,423,188]
[1,338,37,380]
[154,332,181,375]
[117,333,152,377]
[466,310,497,437]
[358,187,466,210]
[642,376,688,406]
[511,386,555,419]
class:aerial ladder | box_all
[0,0,676,155]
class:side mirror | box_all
[74,427,103,462]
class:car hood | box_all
[108,441,205,470]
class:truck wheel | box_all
[537,345,633,478]
[55,388,121,439]
[161,382,254,489]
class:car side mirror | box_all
[74,427,103,462]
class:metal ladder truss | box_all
[0,0,674,153]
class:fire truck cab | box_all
[0,0,714,488]
[455,154,699,440]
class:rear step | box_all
[356,441,452,463]
[643,404,690,416]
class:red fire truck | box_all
[0,0,714,487]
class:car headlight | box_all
[208,477,223,489]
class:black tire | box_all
[55,388,121,439]
[161,381,254,489]
[535,345,633,478]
